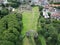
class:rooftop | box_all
[51,12,60,17]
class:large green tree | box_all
[0,13,23,45]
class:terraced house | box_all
[0,0,3,4]
[19,0,42,5]
[0,0,8,5]
[49,0,60,2]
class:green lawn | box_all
[22,7,39,35]
[22,6,46,45]
[22,6,39,45]
[39,35,46,45]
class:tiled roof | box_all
[0,0,3,2]
[44,5,49,8]
[0,0,3,3]
[50,4,60,7]
[51,12,60,17]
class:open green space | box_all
[22,7,39,35]
[22,6,39,45]
[39,35,46,45]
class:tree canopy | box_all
[0,13,23,45]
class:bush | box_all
[0,8,9,18]
[8,0,20,8]
[54,6,60,9]
[48,12,51,16]
[53,2,60,4]
[0,8,9,15]
[40,11,43,16]
[39,6,43,11]
[9,2,20,8]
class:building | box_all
[0,0,8,5]
[31,0,49,6]
[42,8,49,18]
[0,0,3,4]
[19,0,42,5]
[51,12,60,20]
[19,0,31,4]
[31,0,41,5]
[49,0,60,3]
[19,0,49,6]
[3,0,8,4]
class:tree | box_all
[0,40,14,45]
[8,0,20,8]
[0,8,9,15]
[0,8,9,18]
[37,13,60,45]
[48,12,51,16]
[0,13,23,45]
[39,6,43,11]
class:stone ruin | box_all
[26,30,38,38]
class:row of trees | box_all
[37,11,60,45]
[33,6,60,45]
[54,6,60,9]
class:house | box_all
[19,0,41,6]
[51,12,60,20]
[42,8,49,18]
[19,0,49,6]
[0,0,8,5]
[41,0,49,6]
[50,4,60,7]
[0,0,3,4]
[49,0,60,3]
[31,0,41,5]
[49,7,56,13]
[31,0,49,6]
[3,0,8,4]
[19,0,31,4]
[49,7,60,20]
[43,11,49,18]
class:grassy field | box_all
[22,6,39,45]
[22,6,46,45]
[22,7,39,35]
[39,35,46,45]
